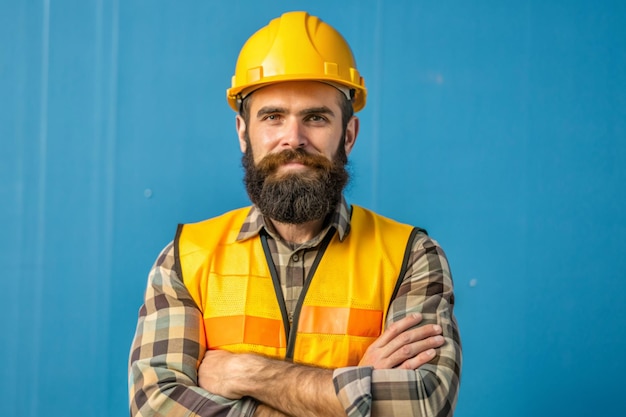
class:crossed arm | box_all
[129,236,461,417]
[198,313,445,417]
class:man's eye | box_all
[307,115,326,122]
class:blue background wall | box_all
[2,1,625,416]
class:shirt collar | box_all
[236,196,352,243]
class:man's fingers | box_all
[359,315,446,369]
[386,333,445,369]
[371,313,424,347]
[396,347,438,370]
[381,323,443,360]
[358,315,424,367]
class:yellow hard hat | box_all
[227,11,367,112]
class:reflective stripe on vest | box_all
[175,205,417,368]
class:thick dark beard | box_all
[242,138,350,224]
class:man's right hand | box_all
[358,313,445,370]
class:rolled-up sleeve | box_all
[128,242,258,417]
[333,234,462,417]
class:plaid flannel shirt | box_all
[129,197,462,416]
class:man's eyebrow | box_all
[256,105,336,119]
[256,106,286,118]
[299,106,335,118]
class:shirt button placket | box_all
[287,250,303,329]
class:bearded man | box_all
[129,12,461,417]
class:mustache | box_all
[256,148,334,173]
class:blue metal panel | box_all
[2,1,625,416]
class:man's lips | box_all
[277,161,309,172]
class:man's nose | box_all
[280,119,307,149]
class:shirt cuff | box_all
[332,366,373,417]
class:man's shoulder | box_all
[175,206,255,253]
[183,206,253,227]
[351,205,428,235]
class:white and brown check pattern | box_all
[129,197,461,417]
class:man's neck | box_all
[269,217,326,244]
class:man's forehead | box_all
[247,81,343,111]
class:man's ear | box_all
[236,115,247,153]
[344,116,359,156]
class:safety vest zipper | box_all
[260,230,335,361]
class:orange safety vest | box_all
[175,205,420,368]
